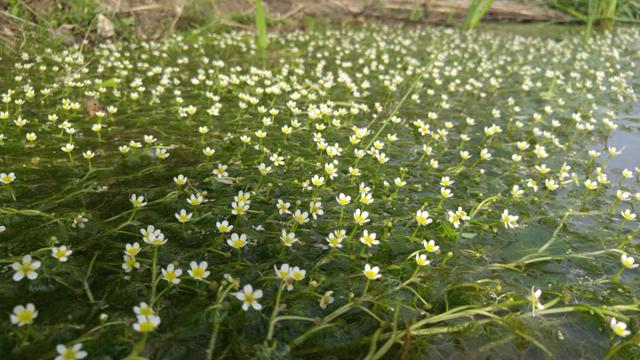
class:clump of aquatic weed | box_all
[0,24,639,359]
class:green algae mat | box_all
[1,25,640,359]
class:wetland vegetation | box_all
[1,3,640,359]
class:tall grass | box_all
[463,0,494,30]
[409,0,424,22]
[585,0,597,41]
[583,0,618,41]
[596,0,618,29]
[551,0,624,29]
[255,0,268,53]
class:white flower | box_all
[55,343,88,360]
[10,303,37,326]
[311,175,325,187]
[359,230,379,247]
[309,201,324,219]
[231,201,249,215]
[583,179,598,190]
[187,194,205,206]
[140,225,167,246]
[82,150,95,160]
[0,172,16,184]
[275,263,291,280]
[133,302,155,317]
[125,242,141,257]
[320,291,335,309]
[394,177,406,187]
[130,194,147,208]
[133,315,161,332]
[326,232,344,248]
[336,193,351,206]
[51,246,73,262]
[280,230,298,247]
[293,210,309,224]
[122,255,140,272]
[227,233,247,249]
[621,254,638,269]
[528,287,544,315]
[616,190,631,201]
[621,209,636,221]
[234,284,263,311]
[363,264,381,280]
[545,178,559,191]
[188,261,210,280]
[610,318,631,337]
[511,185,524,198]
[61,143,75,153]
[216,220,233,233]
[423,239,440,253]
[10,255,41,281]
[174,174,188,186]
[353,209,369,226]
[291,266,306,281]
[416,210,433,226]
[500,209,520,229]
[276,200,291,214]
[175,209,193,223]
[440,187,453,198]
[202,147,216,157]
[155,148,170,159]
[415,254,430,266]
[162,264,183,284]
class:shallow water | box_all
[609,102,640,172]
[0,24,639,359]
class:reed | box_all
[463,0,494,30]
[596,0,618,29]
[255,0,268,53]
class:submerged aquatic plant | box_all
[0,24,639,359]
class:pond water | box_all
[0,24,639,359]
[609,101,640,173]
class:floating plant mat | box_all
[0,25,639,359]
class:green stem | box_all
[150,246,159,304]
[363,279,371,297]
[611,267,625,283]
[266,283,284,341]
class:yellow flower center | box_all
[231,239,244,249]
[244,292,255,304]
[17,310,33,324]
[20,262,33,273]
[127,249,139,256]
[365,270,377,279]
[140,308,154,316]
[139,321,156,332]
[192,268,205,278]
[62,349,78,360]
